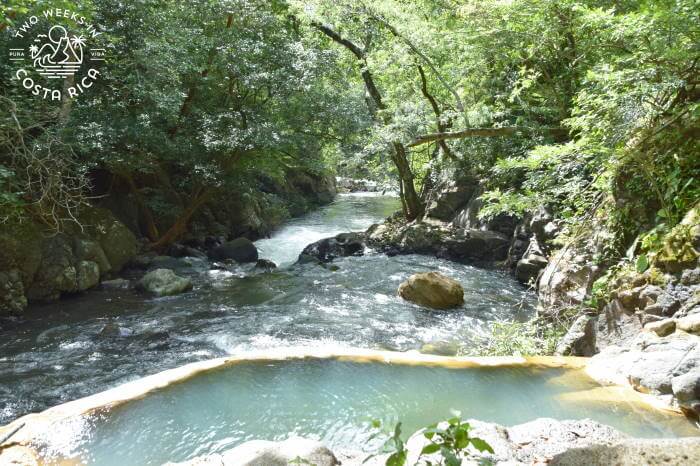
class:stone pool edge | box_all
[0,347,685,462]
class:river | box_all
[0,193,536,425]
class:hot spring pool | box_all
[16,354,698,465]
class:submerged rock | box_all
[166,437,339,466]
[398,271,464,309]
[137,269,193,297]
[254,259,277,271]
[97,321,133,338]
[101,278,131,290]
[209,238,258,263]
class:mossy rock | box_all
[654,204,700,273]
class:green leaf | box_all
[636,254,649,273]
[421,443,441,455]
[470,437,495,454]
[385,451,407,466]
[454,428,469,449]
[440,446,461,466]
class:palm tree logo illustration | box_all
[30,25,85,78]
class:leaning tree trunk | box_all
[310,21,424,220]
[150,188,212,251]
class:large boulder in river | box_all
[209,237,258,263]
[398,271,464,309]
[299,232,366,263]
[137,268,192,297]
[166,437,339,466]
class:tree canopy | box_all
[1,0,697,253]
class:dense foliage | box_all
[1,0,698,254]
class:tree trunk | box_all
[150,188,212,251]
[311,21,423,220]
[118,171,160,241]
[417,65,455,161]
[169,13,234,139]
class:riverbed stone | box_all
[210,237,259,263]
[137,268,193,297]
[299,232,366,263]
[644,318,676,337]
[254,259,277,271]
[166,437,339,466]
[398,271,464,309]
[101,278,131,289]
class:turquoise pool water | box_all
[32,358,698,465]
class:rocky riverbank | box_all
[168,418,700,466]
[0,169,335,315]
[297,173,700,419]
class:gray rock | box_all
[681,268,700,285]
[26,234,78,301]
[643,290,681,317]
[76,260,100,291]
[551,437,700,465]
[556,314,597,356]
[644,318,676,337]
[210,238,259,263]
[398,271,464,309]
[89,207,138,272]
[97,321,133,338]
[0,269,27,314]
[516,255,548,285]
[588,332,700,397]
[425,178,476,221]
[443,229,510,262]
[137,269,193,297]
[299,232,366,263]
[530,206,557,245]
[404,418,625,465]
[165,437,339,466]
[73,239,111,274]
[677,314,700,334]
[595,299,643,351]
[255,259,277,271]
[101,278,131,290]
[671,367,700,403]
[538,246,603,317]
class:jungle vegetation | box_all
[1,0,698,258]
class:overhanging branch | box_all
[407,127,568,147]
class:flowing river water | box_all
[0,193,536,426]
